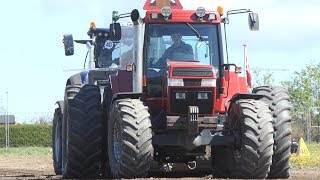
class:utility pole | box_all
[5,92,9,150]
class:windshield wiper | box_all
[185,23,206,42]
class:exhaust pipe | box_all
[187,161,196,170]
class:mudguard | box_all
[66,72,88,86]
[55,100,64,111]
[227,93,264,114]
[111,92,142,103]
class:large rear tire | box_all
[62,84,103,179]
[228,99,274,179]
[52,104,63,175]
[108,98,153,178]
[253,86,292,178]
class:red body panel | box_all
[110,70,133,94]
[167,61,216,79]
[214,70,248,113]
[145,10,222,24]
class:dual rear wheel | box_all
[52,85,153,179]
[212,87,292,179]
[212,99,274,179]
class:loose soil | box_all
[0,156,319,179]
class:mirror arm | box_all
[226,9,252,16]
[113,12,131,22]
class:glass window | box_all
[146,23,220,68]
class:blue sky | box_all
[0,0,319,123]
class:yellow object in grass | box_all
[297,137,310,157]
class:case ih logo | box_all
[143,0,183,10]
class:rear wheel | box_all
[228,99,274,179]
[62,84,103,179]
[108,98,153,178]
[253,86,292,178]
[52,104,63,175]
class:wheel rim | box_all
[112,120,121,163]
[55,120,61,162]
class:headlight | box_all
[198,92,208,100]
[208,13,216,20]
[168,78,184,86]
[201,79,216,86]
[196,7,206,18]
[176,92,186,100]
[161,6,172,18]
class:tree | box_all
[252,68,274,87]
[282,62,320,141]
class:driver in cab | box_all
[152,33,194,66]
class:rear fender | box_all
[227,93,264,114]
[55,101,64,113]
[66,72,87,86]
[111,93,142,104]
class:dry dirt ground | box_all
[0,156,319,179]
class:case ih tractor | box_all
[52,0,292,179]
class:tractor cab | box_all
[62,23,134,70]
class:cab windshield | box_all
[146,23,220,68]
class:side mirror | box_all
[63,34,74,56]
[109,23,121,41]
[131,9,140,22]
[248,13,259,31]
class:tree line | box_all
[253,62,320,142]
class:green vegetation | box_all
[0,124,52,147]
[290,143,320,167]
[0,147,52,156]
[252,68,274,87]
[282,63,320,140]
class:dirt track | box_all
[0,156,319,179]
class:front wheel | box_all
[52,104,63,175]
[62,85,103,179]
[108,98,153,178]
[228,99,274,179]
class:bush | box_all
[0,124,52,147]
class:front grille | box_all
[183,79,201,86]
[170,88,213,114]
[172,68,213,77]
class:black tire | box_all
[228,99,274,179]
[102,85,112,179]
[62,84,103,179]
[253,86,292,178]
[108,98,153,178]
[52,105,63,175]
[211,146,233,178]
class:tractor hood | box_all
[166,60,216,79]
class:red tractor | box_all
[53,0,292,179]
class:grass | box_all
[0,147,52,156]
[290,143,320,167]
